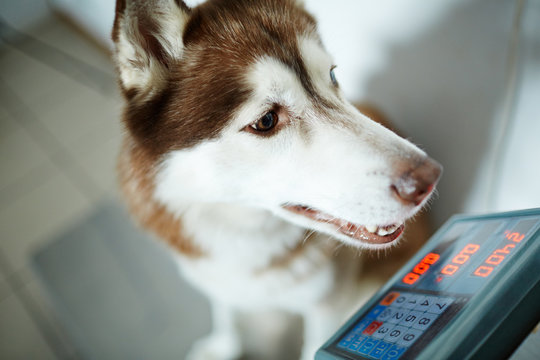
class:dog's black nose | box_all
[391,157,442,206]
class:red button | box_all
[363,321,383,335]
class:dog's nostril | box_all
[391,158,442,206]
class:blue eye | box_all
[330,66,338,86]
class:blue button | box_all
[349,336,367,351]
[381,344,407,360]
[369,341,393,359]
[368,305,388,319]
[337,332,357,349]
[354,317,376,333]
[377,307,395,322]
[358,338,379,355]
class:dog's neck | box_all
[179,202,307,267]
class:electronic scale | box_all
[316,208,540,360]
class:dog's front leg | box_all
[300,305,341,360]
[187,300,242,360]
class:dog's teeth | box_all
[377,228,390,236]
[366,225,378,233]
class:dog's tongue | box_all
[283,205,404,245]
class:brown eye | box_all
[251,111,278,132]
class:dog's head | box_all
[112,0,442,249]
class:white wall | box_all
[48,0,116,49]
[305,0,539,225]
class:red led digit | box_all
[452,254,470,265]
[506,232,525,243]
[423,253,440,264]
[439,243,480,277]
[441,264,458,276]
[474,265,493,277]
[463,244,480,254]
[413,262,429,275]
[486,254,504,266]
[494,243,515,255]
[401,252,441,285]
[403,272,420,285]
[474,232,523,278]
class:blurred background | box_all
[0,0,538,359]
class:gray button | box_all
[384,325,409,343]
[393,293,410,308]
[397,328,423,346]
[387,309,410,324]
[412,312,439,331]
[401,294,423,310]
[427,297,454,314]
[413,295,437,312]
[372,323,396,339]
[402,310,423,327]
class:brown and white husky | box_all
[111,0,442,359]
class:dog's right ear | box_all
[112,0,191,100]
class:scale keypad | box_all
[337,291,454,359]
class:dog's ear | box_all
[112,0,191,100]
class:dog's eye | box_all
[251,111,279,133]
[330,65,338,86]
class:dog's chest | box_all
[175,204,339,310]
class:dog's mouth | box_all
[282,204,405,245]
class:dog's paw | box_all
[186,334,242,360]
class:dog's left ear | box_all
[112,0,191,100]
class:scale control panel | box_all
[316,208,540,360]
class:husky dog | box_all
[112,0,442,359]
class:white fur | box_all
[115,0,188,99]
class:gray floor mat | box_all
[31,200,211,360]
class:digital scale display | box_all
[316,208,540,360]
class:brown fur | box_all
[114,0,330,159]
[117,137,204,258]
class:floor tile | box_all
[0,48,82,111]
[0,125,55,193]
[0,293,58,360]
[66,132,123,196]
[0,168,93,273]
[0,273,9,303]
[0,105,20,141]
[36,87,122,154]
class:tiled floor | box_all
[0,16,123,359]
